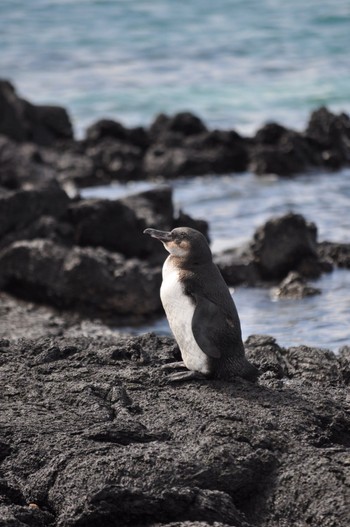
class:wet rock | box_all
[0,79,73,145]
[0,240,161,315]
[272,271,321,299]
[318,241,350,269]
[250,213,320,280]
[0,333,349,527]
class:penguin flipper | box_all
[191,294,230,359]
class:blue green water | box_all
[1,0,350,135]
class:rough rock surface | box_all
[0,332,349,527]
[0,239,162,316]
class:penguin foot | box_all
[166,371,208,383]
[161,361,187,372]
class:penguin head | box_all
[144,227,212,263]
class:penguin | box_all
[144,226,259,382]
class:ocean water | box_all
[1,0,350,135]
[2,0,350,351]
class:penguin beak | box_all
[143,228,173,242]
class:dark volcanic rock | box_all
[149,112,208,141]
[86,118,149,150]
[0,333,349,527]
[0,181,69,240]
[145,115,248,178]
[84,137,145,183]
[0,183,209,316]
[250,128,319,177]
[272,271,321,299]
[68,198,149,257]
[214,246,261,286]
[0,135,58,189]
[250,213,320,280]
[0,240,161,315]
[318,241,350,269]
[68,186,208,260]
[215,213,330,286]
[305,106,350,168]
[0,79,73,145]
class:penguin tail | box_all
[240,358,260,382]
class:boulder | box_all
[0,135,57,189]
[250,129,319,177]
[84,137,145,183]
[0,79,73,145]
[86,118,149,150]
[0,181,69,239]
[68,187,208,260]
[149,111,208,142]
[0,239,161,315]
[250,213,320,279]
[271,271,321,299]
[40,144,96,187]
[305,107,350,168]
[67,198,148,258]
[214,246,261,286]
[215,213,331,286]
[0,332,348,526]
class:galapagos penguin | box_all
[144,226,258,382]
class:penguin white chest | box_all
[160,259,210,375]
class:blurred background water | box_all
[1,0,350,135]
[1,0,350,351]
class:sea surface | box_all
[2,0,350,351]
[1,0,350,135]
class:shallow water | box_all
[81,169,350,352]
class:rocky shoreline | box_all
[1,81,350,526]
[1,79,350,190]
